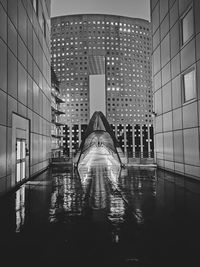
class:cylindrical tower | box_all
[51,14,153,157]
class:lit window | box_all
[181,6,194,44]
[183,68,196,102]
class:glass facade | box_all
[151,0,200,180]
[0,0,51,196]
[51,68,65,158]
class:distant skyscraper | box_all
[51,14,153,157]
[51,67,65,158]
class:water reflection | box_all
[49,172,82,222]
[15,186,25,233]
[78,162,126,246]
[89,165,109,210]
[118,168,157,225]
[24,179,52,227]
[78,163,121,208]
[0,167,200,266]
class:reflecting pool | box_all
[0,167,200,267]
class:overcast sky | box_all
[51,0,150,21]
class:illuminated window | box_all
[183,68,196,102]
[181,6,194,44]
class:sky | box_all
[51,0,150,21]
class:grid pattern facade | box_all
[0,0,51,195]
[51,68,65,158]
[51,14,153,155]
[151,0,200,179]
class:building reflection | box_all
[49,173,82,223]
[1,164,200,267]
[78,163,124,225]
[15,186,25,233]
[79,164,121,207]
[118,168,157,225]
[89,165,109,210]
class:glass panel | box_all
[182,8,194,44]
[17,141,21,160]
[22,141,26,159]
[17,163,21,182]
[21,162,25,179]
[184,70,196,102]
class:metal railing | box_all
[50,154,74,164]
[126,151,154,159]
[57,150,155,165]
[126,151,155,165]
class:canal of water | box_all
[0,166,200,267]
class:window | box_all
[183,68,196,102]
[181,6,194,44]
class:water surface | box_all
[0,167,200,267]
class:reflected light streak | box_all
[134,208,144,224]
[49,174,82,222]
[15,186,25,233]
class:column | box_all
[115,124,118,139]
[124,125,127,155]
[132,124,135,158]
[69,124,73,156]
[140,124,143,158]
[78,124,81,147]
[147,124,151,158]
[60,125,63,156]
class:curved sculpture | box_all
[75,112,125,215]
[81,130,116,154]
[74,111,126,168]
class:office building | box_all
[151,0,200,179]
[0,0,51,195]
[51,14,153,157]
[51,67,65,158]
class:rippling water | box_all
[0,167,200,267]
